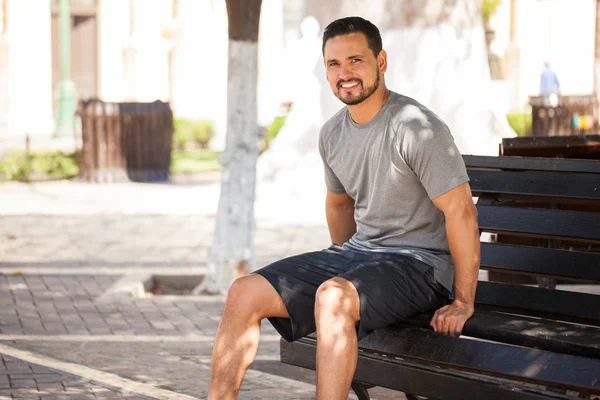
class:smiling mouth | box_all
[338,80,361,90]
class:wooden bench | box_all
[280,155,600,400]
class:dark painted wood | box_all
[475,281,600,324]
[502,136,600,149]
[468,169,600,201]
[355,326,600,394]
[477,205,600,243]
[350,382,370,400]
[282,339,578,400]
[463,154,600,174]
[480,242,600,282]
[404,309,600,359]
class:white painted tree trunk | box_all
[255,0,515,225]
[201,39,259,293]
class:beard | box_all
[335,73,380,105]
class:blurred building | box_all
[0,0,304,149]
[0,0,595,143]
[488,0,597,113]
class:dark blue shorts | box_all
[253,245,451,342]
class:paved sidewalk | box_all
[0,178,406,399]
[0,353,149,400]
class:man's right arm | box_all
[325,190,356,246]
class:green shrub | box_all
[0,150,79,181]
[482,0,502,24]
[170,149,221,174]
[260,115,287,153]
[506,112,532,136]
[173,119,215,150]
[266,116,286,145]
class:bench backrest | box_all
[464,155,600,326]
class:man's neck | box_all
[348,86,390,125]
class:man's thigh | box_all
[340,254,450,340]
[253,246,348,342]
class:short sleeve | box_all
[399,119,469,200]
[318,129,346,194]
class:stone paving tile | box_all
[0,354,154,399]
[0,275,126,336]
[0,215,330,270]
[0,214,412,398]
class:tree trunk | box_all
[201,0,262,293]
[255,0,515,225]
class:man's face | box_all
[323,33,384,105]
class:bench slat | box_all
[355,326,600,394]
[480,243,600,282]
[475,281,600,324]
[405,309,600,359]
[464,155,600,174]
[468,169,600,201]
[282,339,570,400]
[477,205,600,243]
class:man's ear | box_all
[377,49,388,74]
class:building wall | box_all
[0,0,288,143]
[1,0,597,137]
[97,0,129,102]
[1,0,54,136]
[490,0,596,110]
[169,0,228,148]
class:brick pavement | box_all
[0,353,151,399]
[0,199,406,398]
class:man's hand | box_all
[430,300,474,337]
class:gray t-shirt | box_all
[318,91,469,292]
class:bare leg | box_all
[314,277,361,400]
[208,274,288,400]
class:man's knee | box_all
[225,276,261,316]
[315,278,360,323]
[224,275,287,320]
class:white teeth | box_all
[341,82,359,88]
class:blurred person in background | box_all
[540,61,560,107]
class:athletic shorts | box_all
[253,244,451,342]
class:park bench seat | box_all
[280,155,600,400]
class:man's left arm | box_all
[430,182,480,337]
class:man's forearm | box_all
[326,204,356,246]
[445,206,480,306]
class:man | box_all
[540,61,560,97]
[540,61,560,108]
[208,16,480,400]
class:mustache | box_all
[337,79,362,89]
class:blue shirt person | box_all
[540,62,560,96]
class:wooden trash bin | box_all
[529,94,597,137]
[120,101,174,182]
[78,99,174,183]
[78,99,128,183]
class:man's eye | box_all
[351,59,361,63]
[329,63,338,67]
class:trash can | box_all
[529,94,597,137]
[120,101,174,182]
[78,99,128,183]
[78,99,174,183]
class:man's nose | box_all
[339,65,353,80]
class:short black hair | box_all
[322,16,382,57]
